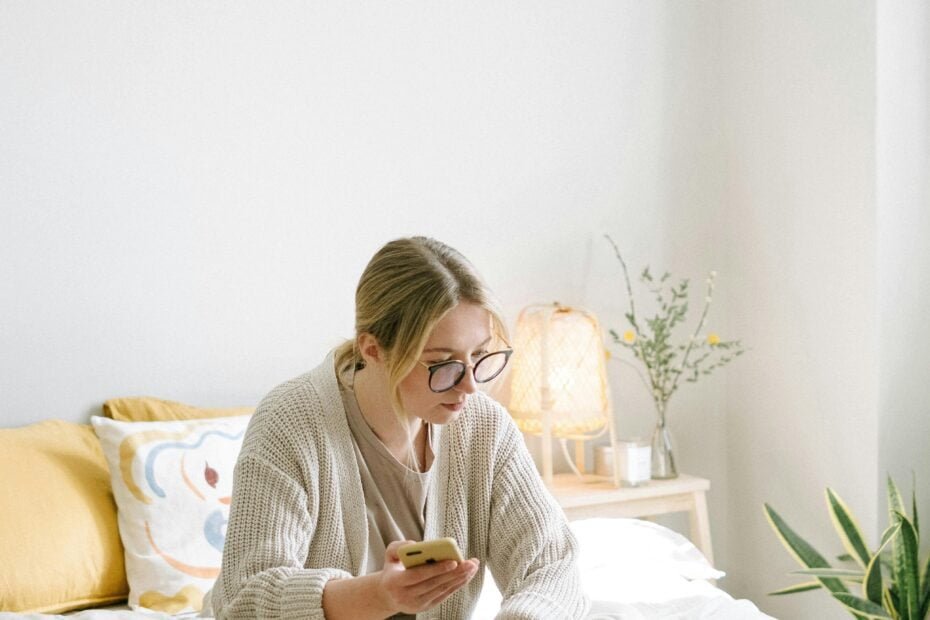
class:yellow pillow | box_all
[102,397,253,422]
[0,421,128,613]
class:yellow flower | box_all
[707,333,720,346]
[623,330,636,344]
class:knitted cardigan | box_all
[211,352,588,619]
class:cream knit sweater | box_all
[211,353,588,619]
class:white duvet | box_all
[1,518,773,620]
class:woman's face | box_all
[399,302,493,425]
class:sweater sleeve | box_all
[486,419,589,620]
[211,453,352,620]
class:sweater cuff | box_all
[282,567,353,619]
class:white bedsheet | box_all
[471,518,773,619]
[1,518,773,620]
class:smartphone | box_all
[398,537,464,568]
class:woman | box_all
[211,237,588,619]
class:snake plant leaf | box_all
[864,522,901,606]
[828,488,873,569]
[793,568,864,582]
[832,592,893,619]
[865,552,885,607]
[887,477,906,599]
[764,503,850,596]
[881,522,902,549]
[769,581,823,596]
[920,551,930,620]
[911,472,918,539]
[890,583,902,617]
[888,477,906,525]
[883,587,900,619]
[891,512,919,620]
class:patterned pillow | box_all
[91,415,249,614]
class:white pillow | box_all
[473,517,725,617]
[571,517,724,607]
[91,415,250,615]
[571,517,723,581]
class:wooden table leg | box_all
[689,490,714,567]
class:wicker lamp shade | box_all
[508,303,615,484]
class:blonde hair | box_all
[335,236,507,424]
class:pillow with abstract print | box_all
[91,414,249,614]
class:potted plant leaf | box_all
[765,476,930,619]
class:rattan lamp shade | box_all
[508,303,614,484]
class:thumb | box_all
[385,539,416,563]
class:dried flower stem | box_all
[604,234,662,401]
[667,273,714,402]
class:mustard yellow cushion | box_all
[102,397,253,422]
[0,421,128,613]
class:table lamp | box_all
[507,303,620,486]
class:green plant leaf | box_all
[889,583,902,617]
[883,587,900,619]
[769,581,823,596]
[911,471,919,539]
[794,568,865,582]
[920,550,930,620]
[764,504,850,595]
[864,553,885,607]
[887,476,906,606]
[888,477,906,524]
[864,522,900,605]
[828,488,873,569]
[832,592,893,619]
[881,523,901,549]
[892,512,919,620]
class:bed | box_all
[0,403,772,620]
[0,518,771,619]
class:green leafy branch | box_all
[604,235,746,416]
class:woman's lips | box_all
[441,401,465,412]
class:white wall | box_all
[877,0,930,549]
[0,1,678,423]
[717,2,930,618]
[719,2,879,619]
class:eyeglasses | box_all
[418,349,513,393]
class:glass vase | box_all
[651,405,678,479]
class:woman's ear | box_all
[357,333,383,366]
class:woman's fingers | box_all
[404,560,478,610]
[385,540,416,563]
[406,561,472,597]
[422,559,480,606]
[397,559,459,586]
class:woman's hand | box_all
[321,540,480,619]
[377,540,480,614]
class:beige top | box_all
[339,371,435,573]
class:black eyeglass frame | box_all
[418,348,514,393]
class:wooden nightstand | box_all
[549,473,714,566]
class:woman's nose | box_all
[455,369,479,395]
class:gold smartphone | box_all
[398,537,464,568]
